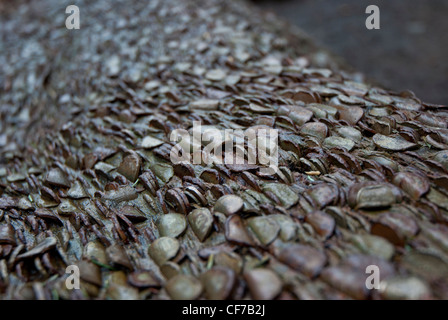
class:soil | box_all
[254,0,448,104]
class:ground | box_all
[255,0,448,104]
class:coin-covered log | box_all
[1,0,448,300]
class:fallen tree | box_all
[0,0,448,300]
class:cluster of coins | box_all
[0,0,447,299]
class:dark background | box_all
[254,0,448,104]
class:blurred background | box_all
[254,0,448,104]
